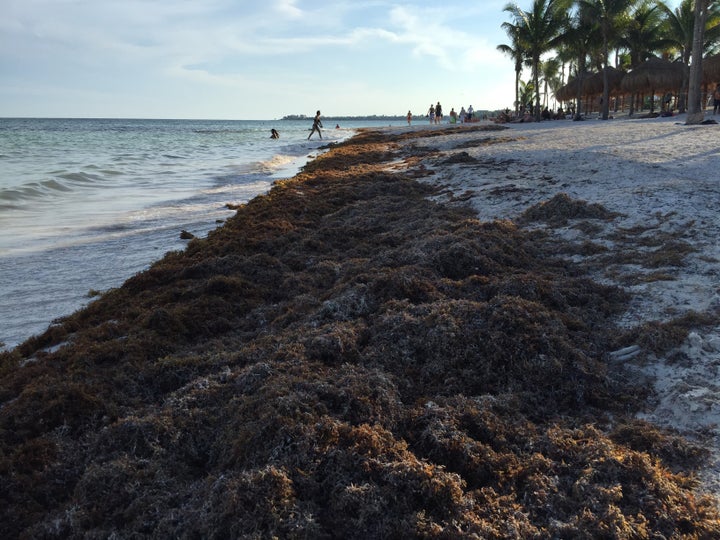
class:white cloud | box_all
[385,5,501,70]
[274,0,303,19]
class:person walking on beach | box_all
[428,104,435,124]
[407,110,412,126]
[714,84,720,115]
[308,110,323,140]
[435,101,443,124]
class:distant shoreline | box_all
[281,114,406,121]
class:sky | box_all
[1,0,683,120]
[0,0,521,119]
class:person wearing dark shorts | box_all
[308,110,323,139]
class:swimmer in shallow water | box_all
[270,128,279,139]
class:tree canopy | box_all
[499,0,720,118]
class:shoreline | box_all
[2,121,720,537]
[0,118,362,350]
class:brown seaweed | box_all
[1,127,718,538]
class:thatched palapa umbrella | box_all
[583,67,625,96]
[621,56,685,94]
[555,67,625,101]
[555,78,580,102]
[555,73,598,104]
[554,67,625,115]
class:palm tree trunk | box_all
[679,64,689,113]
[574,59,586,121]
[534,56,542,121]
[649,89,656,114]
[601,38,610,120]
[687,0,708,124]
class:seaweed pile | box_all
[1,127,719,538]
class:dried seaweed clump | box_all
[521,192,620,226]
[613,310,720,356]
[440,151,477,165]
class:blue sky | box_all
[1,0,681,120]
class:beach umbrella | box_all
[556,67,625,102]
[703,54,720,84]
[620,69,642,94]
[555,72,598,102]
[582,67,625,96]
[555,78,580,102]
[581,72,604,96]
[621,56,686,94]
[604,66,626,93]
[556,74,600,100]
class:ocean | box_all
[0,117,398,349]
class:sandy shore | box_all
[2,117,720,537]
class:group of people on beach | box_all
[404,103,478,127]
[424,102,475,125]
[427,102,443,124]
[458,105,475,123]
[493,105,573,124]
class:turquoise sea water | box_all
[0,117,397,349]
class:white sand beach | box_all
[390,114,720,495]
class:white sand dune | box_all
[393,114,720,495]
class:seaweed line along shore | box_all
[2,117,720,537]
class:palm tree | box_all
[498,21,526,115]
[617,1,674,114]
[518,79,536,110]
[658,0,695,63]
[541,57,563,110]
[504,0,572,120]
[620,1,673,67]
[558,5,599,119]
[579,0,634,120]
[704,5,720,56]
[658,0,720,112]
[554,39,576,88]
[697,2,720,57]
[658,0,695,111]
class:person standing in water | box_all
[270,128,279,139]
[407,110,412,126]
[308,110,323,139]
